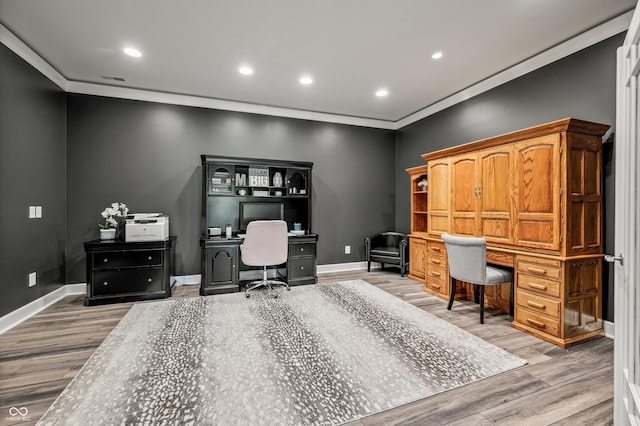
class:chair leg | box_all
[367,260,371,272]
[447,278,457,310]
[479,285,485,324]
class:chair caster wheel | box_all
[245,294,250,298]
[274,294,278,298]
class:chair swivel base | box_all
[244,267,290,298]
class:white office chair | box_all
[241,220,290,298]
[441,233,513,324]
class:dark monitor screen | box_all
[239,202,285,231]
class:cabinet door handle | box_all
[300,248,304,252]
[103,258,108,263]
[147,278,153,282]
[526,267,547,275]
[300,266,304,270]
[526,318,546,328]
[526,301,546,310]
[102,281,109,286]
[148,256,153,260]
[528,283,548,291]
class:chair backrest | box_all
[240,220,288,267]
[371,232,408,248]
[441,233,487,284]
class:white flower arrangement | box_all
[99,202,129,229]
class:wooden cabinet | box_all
[406,165,429,283]
[84,238,175,306]
[420,118,608,347]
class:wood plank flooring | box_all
[0,270,613,425]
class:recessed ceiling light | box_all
[239,66,254,75]
[123,47,142,58]
[432,51,443,60]
[375,89,389,97]
[299,76,313,85]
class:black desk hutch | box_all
[200,155,317,295]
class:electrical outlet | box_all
[29,206,36,218]
[344,245,351,254]
[35,206,42,218]
[28,272,37,287]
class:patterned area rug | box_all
[38,280,526,425]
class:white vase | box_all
[100,228,116,240]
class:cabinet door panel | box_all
[479,147,513,243]
[427,159,450,236]
[451,154,478,236]
[514,135,560,249]
[409,238,426,280]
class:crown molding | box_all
[65,81,397,130]
[0,23,67,90]
[2,11,633,131]
[396,10,633,129]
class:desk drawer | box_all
[428,253,448,268]
[427,276,448,296]
[515,307,561,337]
[517,257,562,280]
[517,273,561,298]
[487,250,515,267]
[516,289,560,319]
[92,268,163,296]
[427,265,447,282]
[288,257,315,280]
[289,243,316,257]
[93,250,161,269]
[427,241,446,255]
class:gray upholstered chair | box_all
[364,232,409,276]
[441,233,513,324]
[241,220,290,298]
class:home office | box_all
[1,1,637,424]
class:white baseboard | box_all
[603,320,614,339]
[174,274,201,286]
[317,261,379,274]
[0,283,86,335]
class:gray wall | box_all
[394,33,623,321]
[0,44,66,317]
[65,95,396,283]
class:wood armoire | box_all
[411,118,609,348]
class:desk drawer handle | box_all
[526,267,547,275]
[526,318,546,328]
[431,247,441,252]
[147,278,153,282]
[431,283,441,289]
[300,248,304,252]
[431,259,441,265]
[148,256,153,260]
[103,258,108,263]
[300,266,304,270]
[102,281,109,286]
[528,283,548,291]
[526,301,546,310]
[430,271,441,278]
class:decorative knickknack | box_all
[99,202,129,240]
[273,171,283,187]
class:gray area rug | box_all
[38,280,526,425]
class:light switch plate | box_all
[28,272,37,287]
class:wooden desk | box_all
[199,234,318,295]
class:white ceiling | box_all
[0,0,637,128]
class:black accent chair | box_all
[364,232,409,276]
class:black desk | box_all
[84,237,176,306]
[200,234,318,295]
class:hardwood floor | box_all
[0,270,613,425]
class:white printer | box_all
[125,213,169,242]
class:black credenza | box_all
[84,237,176,306]
[200,234,318,295]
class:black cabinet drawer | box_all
[289,243,316,257]
[92,268,163,296]
[288,257,315,280]
[93,250,161,269]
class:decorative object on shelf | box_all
[225,224,232,238]
[99,202,129,240]
[273,171,283,187]
[293,222,302,231]
[237,188,247,196]
[418,178,428,191]
[249,166,269,187]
